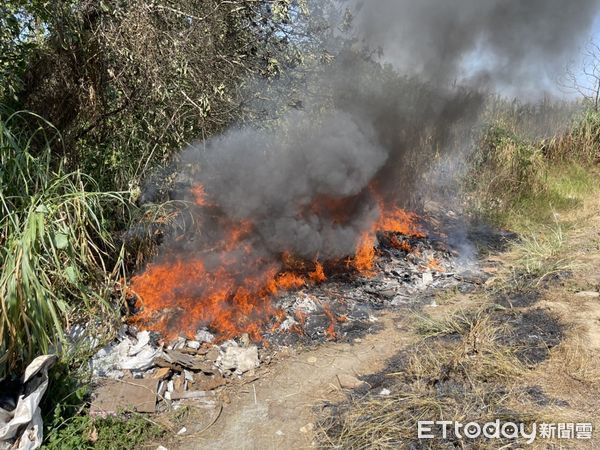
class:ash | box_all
[266,230,486,346]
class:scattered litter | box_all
[422,272,434,286]
[90,378,158,415]
[155,349,215,374]
[379,388,391,396]
[0,355,57,450]
[186,340,201,350]
[153,367,171,379]
[91,332,160,378]
[195,330,215,343]
[176,427,187,436]
[217,346,260,374]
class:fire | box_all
[129,183,425,340]
[322,304,338,341]
[270,272,306,291]
[390,235,412,252]
[354,233,376,273]
[190,185,209,206]
[376,206,425,237]
[309,262,327,283]
[352,204,423,273]
[427,256,444,272]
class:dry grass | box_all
[318,310,542,449]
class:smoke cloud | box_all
[353,0,600,93]
[139,0,600,311]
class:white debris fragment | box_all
[176,427,187,436]
[128,330,151,356]
[379,388,391,396]
[422,272,434,286]
[168,337,186,350]
[294,294,319,313]
[186,340,201,350]
[391,295,409,306]
[91,330,162,377]
[0,355,57,450]
[217,345,260,374]
[121,346,160,371]
[279,317,298,331]
[66,323,99,349]
[195,329,215,343]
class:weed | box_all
[42,412,163,450]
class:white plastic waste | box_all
[0,355,57,450]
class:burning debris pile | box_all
[128,183,437,343]
[92,208,485,414]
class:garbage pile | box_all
[89,329,261,415]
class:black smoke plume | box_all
[135,0,599,329]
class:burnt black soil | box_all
[495,289,541,308]
[497,308,565,365]
[465,222,519,254]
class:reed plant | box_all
[0,110,129,378]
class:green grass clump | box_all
[0,111,129,378]
[42,412,162,450]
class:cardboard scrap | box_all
[90,378,158,415]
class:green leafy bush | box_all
[0,111,128,377]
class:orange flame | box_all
[191,185,209,206]
[427,256,444,272]
[309,261,327,283]
[130,183,425,340]
[354,233,377,273]
[322,303,338,341]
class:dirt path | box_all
[171,314,414,449]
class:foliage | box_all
[42,411,162,450]
[0,1,50,105]
[468,124,548,218]
[0,111,128,377]
[0,0,335,191]
[546,109,600,163]
[467,101,600,228]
